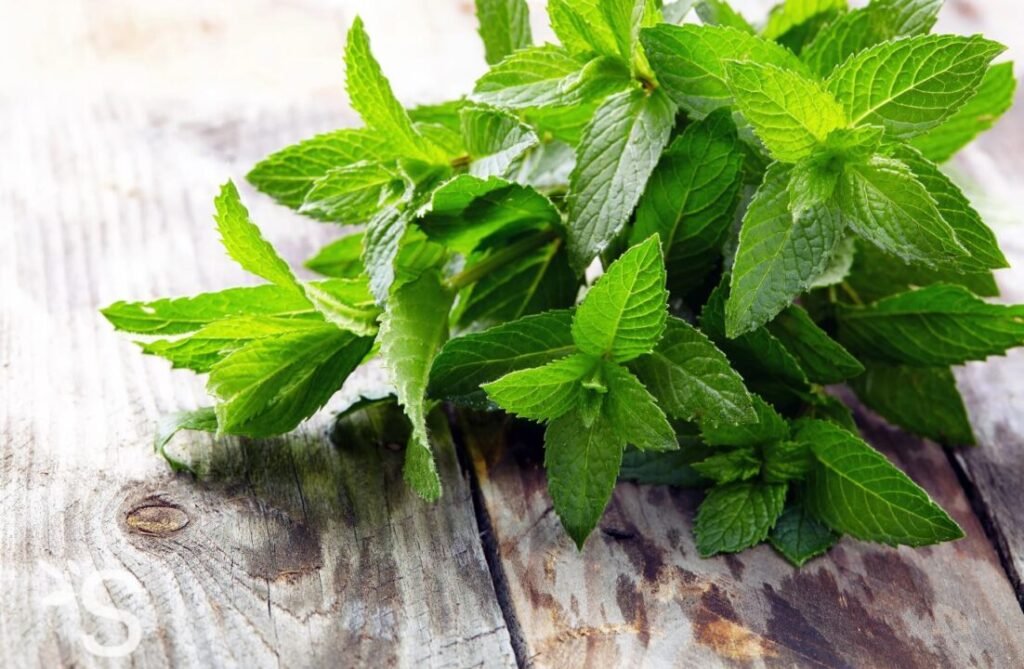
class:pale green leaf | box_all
[802,0,942,77]
[461,105,540,179]
[483,353,595,422]
[695,482,787,556]
[475,0,532,65]
[300,161,401,223]
[725,61,847,163]
[572,235,668,361]
[345,18,446,164]
[694,0,754,33]
[101,284,313,336]
[246,128,395,211]
[826,34,1005,138]
[762,0,845,41]
[214,181,302,292]
[305,233,365,279]
[378,270,454,501]
[799,419,964,546]
[208,325,372,437]
[641,24,807,118]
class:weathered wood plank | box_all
[463,409,1024,668]
[0,1,519,665]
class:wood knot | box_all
[125,503,189,536]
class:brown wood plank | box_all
[0,1,518,665]
[464,408,1024,668]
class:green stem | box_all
[839,281,865,306]
[445,227,560,291]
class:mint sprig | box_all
[103,0,1019,566]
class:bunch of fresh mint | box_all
[103,0,1022,565]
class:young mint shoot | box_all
[103,0,1018,566]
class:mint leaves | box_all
[105,0,1017,566]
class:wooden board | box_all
[463,409,1024,668]
[0,1,518,665]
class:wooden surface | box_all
[2,0,1023,667]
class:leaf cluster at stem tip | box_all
[103,0,1018,565]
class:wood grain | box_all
[463,409,1024,669]
[0,1,518,666]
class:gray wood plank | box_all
[463,408,1024,669]
[0,1,519,665]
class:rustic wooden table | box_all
[2,0,1023,666]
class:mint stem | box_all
[445,227,560,291]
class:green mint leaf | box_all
[473,45,628,110]
[101,284,313,336]
[910,62,1018,163]
[701,394,789,448]
[420,176,561,255]
[808,235,856,289]
[631,316,756,427]
[305,232,365,279]
[619,446,708,488]
[702,282,810,387]
[572,235,669,361]
[762,0,846,41]
[631,108,744,295]
[208,325,372,437]
[838,156,968,268]
[246,128,395,211]
[461,105,540,179]
[826,34,1006,139]
[763,440,813,483]
[641,24,807,119]
[603,362,677,452]
[726,163,845,337]
[694,0,754,33]
[766,305,864,384]
[837,283,1024,366]
[845,240,998,304]
[458,237,576,327]
[364,205,414,303]
[301,278,380,337]
[692,448,761,484]
[141,316,326,373]
[545,405,626,549]
[345,18,446,164]
[798,418,964,546]
[214,181,303,292]
[429,310,575,408]
[695,481,787,556]
[769,503,840,567]
[300,161,402,223]
[549,0,650,63]
[566,88,676,271]
[154,407,217,473]
[483,353,596,422]
[378,270,454,501]
[891,144,1008,270]
[802,0,942,77]
[851,363,976,446]
[725,61,847,163]
[475,0,532,65]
